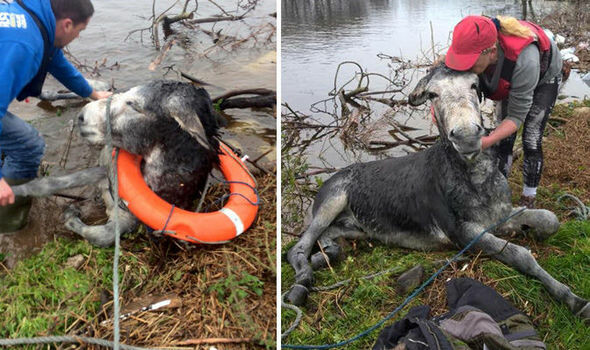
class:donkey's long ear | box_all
[164,93,211,150]
[408,70,436,106]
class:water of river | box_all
[1,0,276,268]
[282,0,590,168]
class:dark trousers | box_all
[0,111,45,180]
[496,77,560,189]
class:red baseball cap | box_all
[446,16,498,71]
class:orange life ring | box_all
[115,142,258,244]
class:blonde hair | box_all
[496,16,534,38]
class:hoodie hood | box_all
[20,0,57,46]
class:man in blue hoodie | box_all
[0,0,111,232]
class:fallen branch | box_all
[188,14,245,24]
[148,39,177,70]
[179,71,210,85]
[213,89,276,110]
[247,158,271,175]
[368,135,436,150]
[163,9,195,26]
[213,88,275,101]
[162,65,212,86]
[201,28,238,42]
[360,96,409,108]
[295,167,339,180]
[217,95,276,110]
[549,116,569,124]
[252,149,273,164]
[152,0,196,49]
[389,122,434,147]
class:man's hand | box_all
[0,178,15,206]
[90,90,113,100]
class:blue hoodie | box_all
[0,0,93,137]
[1,0,93,180]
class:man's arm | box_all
[47,49,114,98]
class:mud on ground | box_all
[541,106,590,203]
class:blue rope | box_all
[199,141,260,212]
[161,204,175,232]
[105,97,121,350]
[204,175,260,212]
[221,180,260,206]
[282,208,526,349]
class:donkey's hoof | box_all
[286,284,309,306]
[64,205,82,220]
[311,252,329,270]
[575,302,590,323]
[526,209,560,241]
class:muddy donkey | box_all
[12,80,221,247]
[286,65,590,320]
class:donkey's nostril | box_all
[449,129,456,139]
[78,114,84,123]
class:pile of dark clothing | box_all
[373,278,546,350]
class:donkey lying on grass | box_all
[13,80,221,247]
[286,65,590,320]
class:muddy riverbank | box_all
[1,0,276,268]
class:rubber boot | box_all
[0,178,34,234]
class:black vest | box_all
[15,0,52,101]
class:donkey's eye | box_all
[125,101,141,111]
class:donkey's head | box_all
[77,80,220,156]
[409,64,484,161]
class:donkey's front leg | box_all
[11,167,107,197]
[64,204,138,247]
[460,222,589,320]
[287,192,348,306]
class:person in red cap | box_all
[446,15,562,209]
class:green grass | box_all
[282,242,455,349]
[482,220,590,348]
[0,238,114,338]
[281,219,590,349]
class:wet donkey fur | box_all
[286,65,590,320]
[12,80,221,247]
